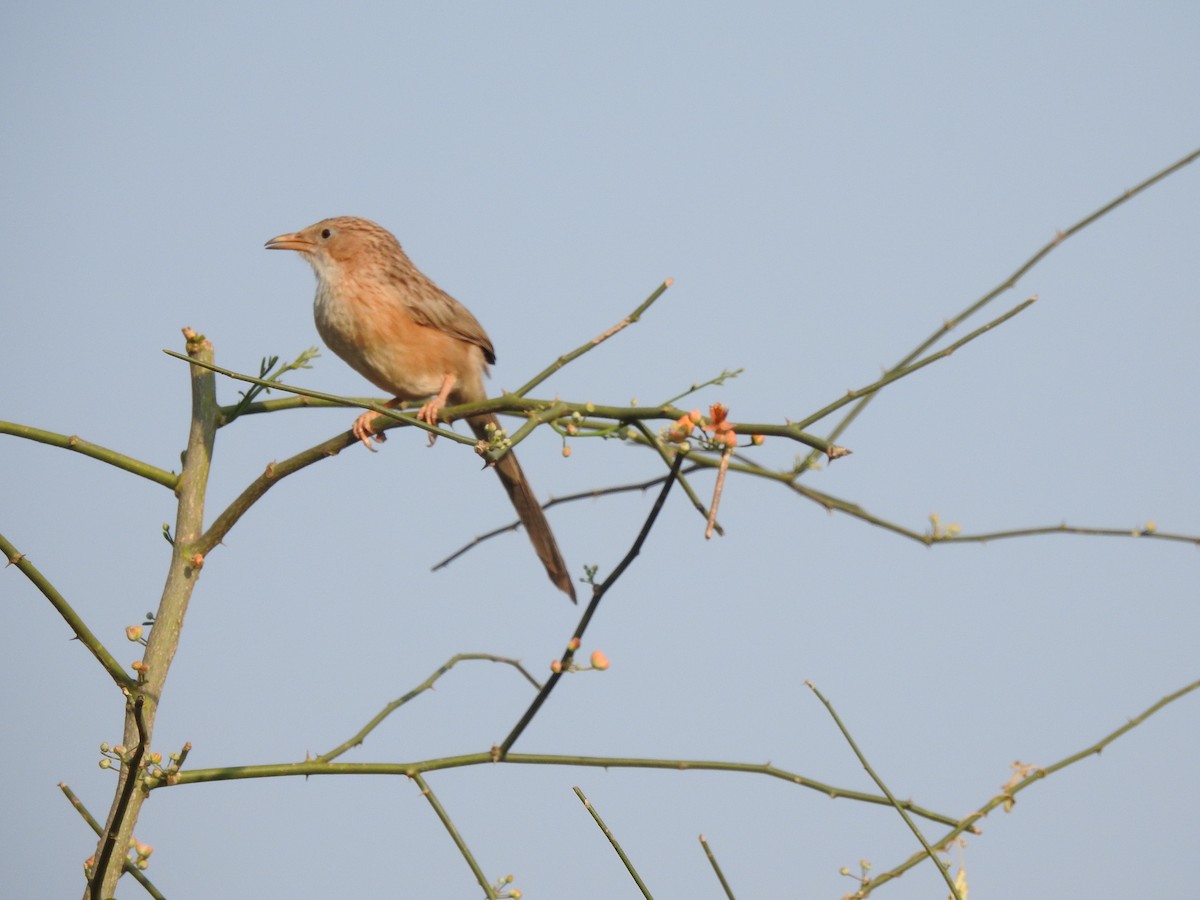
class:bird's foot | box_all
[418,398,446,446]
[351,411,386,451]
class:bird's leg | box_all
[417,373,458,446]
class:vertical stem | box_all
[89,329,218,898]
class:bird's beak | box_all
[264,232,313,253]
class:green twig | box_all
[411,773,497,900]
[0,421,178,489]
[1,531,133,689]
[923,522,1200,547]
[852,676,1200,897]
[699,835,736,899]
[807,681,960,900]
[437,439,1200,578]
[574,787,653,898]
[166,350,844,458]
[795,295,1036,432]
[704,454,1200,549]
[220,346,320,426]
[163,348,457,444]
[194,429,353,557]
[316,654,541,763]
[514,279,673,397]
[161,754,961,830]
[659,368,744,409]
[800,146,1200,471]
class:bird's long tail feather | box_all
[470,415,576,602]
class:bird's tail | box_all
[470,415,576,603]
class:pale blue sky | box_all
[3,4,1198,898]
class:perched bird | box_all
[266,216,575,602]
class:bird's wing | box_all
[399,278,497,364]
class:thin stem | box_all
[800,146,1200,470]
[699,835,737,900]
[220,347,320,426]
[411,773,496,900]
[924,522,1200,546]
[1,531,132,690]
[849,676,1200,898]
[705,447,731,539]
[316,654,541,763]
[162,755,962,831]
[218,394,380,418]
[0,421,178,489]
[795,295,1036,432]
[659,368,744,409]
[807,682,960,900]
[574,787,653,898]
[432,464,713,572]
[514,279,673,397]
[705,453,1200,549]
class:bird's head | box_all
[265,216,404,285]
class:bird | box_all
[265,216,576,602]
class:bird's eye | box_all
[320,228,332,239]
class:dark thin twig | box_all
[91,695,148,900]
[498,454,685,757]
[432,464,709,571]
[60,784,165,899]
[630,421,723,534]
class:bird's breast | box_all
[314,280,486,402]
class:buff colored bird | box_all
[266,216,575,602]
